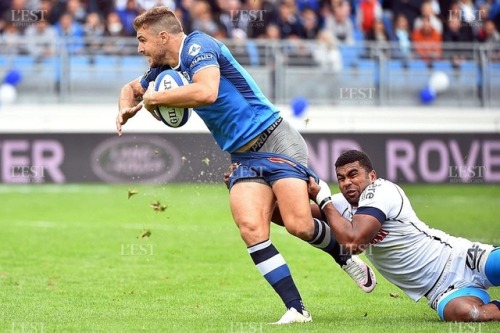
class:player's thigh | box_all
[230,180,275,228]
[272,177,312,229]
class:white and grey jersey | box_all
[333,178,458,301]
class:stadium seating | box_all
[0,38,497,107]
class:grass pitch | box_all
[0,183,499,333]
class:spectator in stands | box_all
[228,27,260,66]
[322,0,355,44]
[86,0,115,21]
[356,0,382,36]
[39,0,61,25]
[484,1,500,30]
[66,0,88,24]
[217,0,249,38]
[83,12,105,56]
[457,0,477,24]
[478,19,500,43]
[391,14,412,60]
[296,0,321,13]
[313,29,343,71]
[391,0,423,32]
[190,0,220,37]
[55,12,85,54]
[116,0,141,36]
[245,0,279,39]
[5,0,29,34]
[411,16,442,66]
[413,0,442,33]
[276,0,307,39]
[0,21,23,55]
[365,19,391,57]
[301,6,321,39]
[477,19,500,60]
[24,18,58,62]
[263,22,281,40]
[104,11,125,37]
[442,15,474,68]
[103,11,129,54]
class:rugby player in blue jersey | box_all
[115,6,376,324]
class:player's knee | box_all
[237,220,267,244]
[444,302,483,322]
[284,219,314,241]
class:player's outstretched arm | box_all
[117,78,145,136]
[307,177,381,254]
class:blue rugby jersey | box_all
[140,31,280,153]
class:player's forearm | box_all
[321,203,365,254]
[119,81,143,110]
[148,83,216,108]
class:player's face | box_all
[136,26,167,67]
[336,161,376,206]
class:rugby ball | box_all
[153,70,192,128]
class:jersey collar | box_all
[172,34,187,70]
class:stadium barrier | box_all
[0,104,499,185]
[1,132,499,184]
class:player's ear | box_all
[159,31,169,43]
[369,170,377,182]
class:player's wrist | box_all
[315,179,332,209]
[318,197,332,210]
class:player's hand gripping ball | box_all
[154,70,193,128]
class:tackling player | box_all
[115,7,376,324]
[306,149,500,322]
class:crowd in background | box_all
[0,0,499,66]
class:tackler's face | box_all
[336,161,376,206]
[136,26,168,67]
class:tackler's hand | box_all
[308,177,332,209]
[223,163,240,189]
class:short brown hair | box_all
[133,6,183,34]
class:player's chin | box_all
[345,190,359,202]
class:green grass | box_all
[0,184,499,333]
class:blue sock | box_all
[248,240,305,314]
[309,218,350,266]
[491,300,500,310]
[485,247,500,286]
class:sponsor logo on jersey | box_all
[370,228,389,245]
[188,44,202,56]
[190,54,214,69]
[466,244,486,271]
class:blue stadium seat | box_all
[12,55,34,67]
[433,60,453,72]
[388,59,403,70]
[407,59,428,71]
[339,44,363,68]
